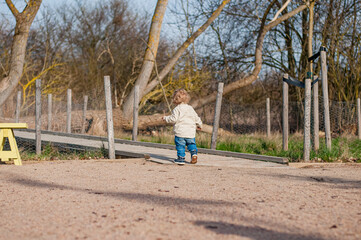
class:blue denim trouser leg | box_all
[175,136,198,158]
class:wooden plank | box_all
[104,76,115,159]
[304,78,311,162]
[211,82,224,149]
[81,95,88,134]
[48,94,52,131]
[357,98,361,139]
[15,91,21,123]
[0,123,28,129]
[0,128,22,165]
[320,47,331,150]
[0,151,18,158]
[35,79,42,155]
[132,85,139,141]
[13,136,147,160]
[266,98,271,137]
[0,128,4,150]
[15,129,289,164]
[67,89,72,133]
[282,74,289,151]
[313,77,319,150]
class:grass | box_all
[20,143,106,161]
[18,131,360,163]
[216,134,361,162]
[120,131,361,163]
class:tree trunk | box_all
[122,0,168,119]
[0,0,42,107]
[84,111,233,136]
[283,0,296,75]
[124,0,231,115]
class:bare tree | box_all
[0,0,42,107]
[190,1,312,109]
[122,0,231,118]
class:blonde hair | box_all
[172,88,190,105]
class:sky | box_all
[0,0,182,41]
[0,0,169,29]
[0,0,158,14]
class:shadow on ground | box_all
[194,220,326,240]
[4,171,233,207]
[251,172,361,189]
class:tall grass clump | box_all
[214,133,360,162]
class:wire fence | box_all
[0,87,360,156]
[139,96,360,136]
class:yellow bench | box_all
[0,123,28,165]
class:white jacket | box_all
[164,103,202,138]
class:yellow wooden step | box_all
[0,123,28,129]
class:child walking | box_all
[162,89,202,165]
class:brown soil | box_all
[0,159,360,240]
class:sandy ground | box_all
[0,159,360,240]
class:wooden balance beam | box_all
[0,123,28,165]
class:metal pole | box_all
[15,91,21,123]
[35,79,41,155]
[320,47,331,150]
[211,82,224,150]
[282,74,289,151]
[81,95,88,134]
[266,97,271,137]
[357,98,361,140]
[66,89,72,133]
[304,78,312,162]
[132,85,139,141]
[47,94,52,131]
[104,76,115,159]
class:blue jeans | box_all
[175,136,198,159]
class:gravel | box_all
[0,159,360,240]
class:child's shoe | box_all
[174,157,185,165]
[191,155,197,164]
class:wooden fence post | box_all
[132,85,139,141]
[266,97,271,137]
[15,91,21,123]
[66,89,72,133]
[304,78,312,162]
[211,82,224,150]
[48,94,52,131]
[81,95,88,134]
[357,98,361,139]
[282,74,289,151]
[35,79,41,155]
[320,47,331,150]
[313,76,319,150]
[104,76,115,159]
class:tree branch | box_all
[190,3,309,109]
[5,0,19,17]
[270,0,292,23]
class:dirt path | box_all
[1,160,360,240]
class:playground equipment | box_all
[0,123,28,165]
